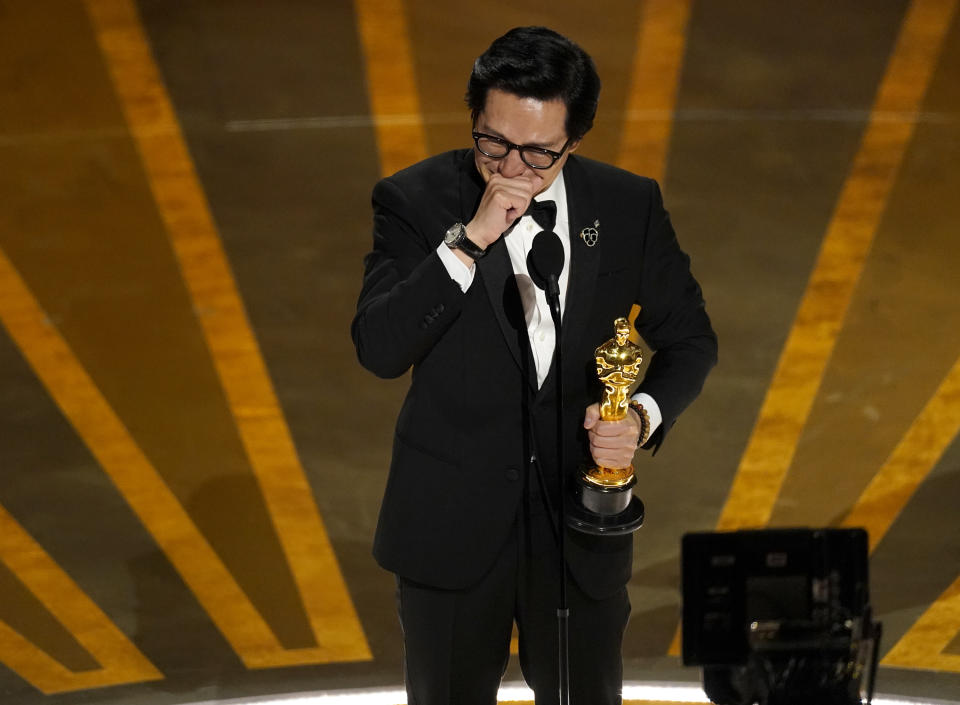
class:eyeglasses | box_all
[472,131,571,169]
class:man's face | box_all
[473,88,579,195]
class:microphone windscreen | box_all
[527,230,565,291]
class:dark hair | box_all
[466,27,601,141]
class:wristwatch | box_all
[444,222,486,260]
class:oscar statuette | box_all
[567,317,645,535]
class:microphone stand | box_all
[528,227,571,705]
[544,274,570,705]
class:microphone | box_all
[527,230,564,320]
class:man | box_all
[352,26,717,705]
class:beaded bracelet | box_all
[628,399,650,447]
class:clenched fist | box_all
[583,402,641,469]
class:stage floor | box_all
[1,1,959,704]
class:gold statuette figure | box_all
[584,317,643,488]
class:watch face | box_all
[444,223,464,246]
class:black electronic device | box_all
[681,528,881,705]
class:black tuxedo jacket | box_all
[352,150,716,599]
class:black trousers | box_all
[395,478,630,705]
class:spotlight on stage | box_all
[681,528,882,705]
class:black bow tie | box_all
[524,199,557,232]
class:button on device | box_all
[505,467,520,481]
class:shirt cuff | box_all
[436,242,475,292]
[631,392,662,439]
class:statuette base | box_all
[567,475,645,536]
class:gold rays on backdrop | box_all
[85,0,370,669]
[715,0,958,534]
[0,0,369,693]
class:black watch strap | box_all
[445,223,486,260]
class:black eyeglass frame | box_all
[472,131,572,170]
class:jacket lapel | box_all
[559,156,601,371]
[478,240,531,383]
